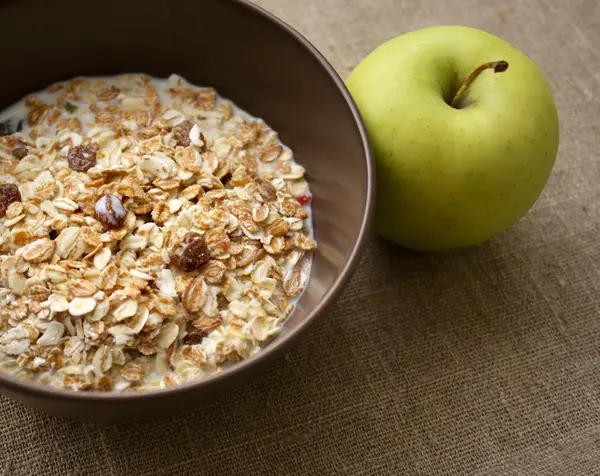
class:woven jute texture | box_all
[1,0,599,474]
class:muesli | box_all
[0,74,315,392]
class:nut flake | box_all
[0,73,315,393]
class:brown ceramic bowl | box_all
[0,0,374,421]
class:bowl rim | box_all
[0,0,375,404]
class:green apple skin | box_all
[346,26,559,252]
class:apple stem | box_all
[450,60,509,108]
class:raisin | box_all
[0,184,21,217]
[172,120,193,147]
[183,331,207,346]
[11,147,28,159]
[220,172,232,186]
[95,194,127,230]
[172,232,211,272]
[68,145,97,172]
[0,119,23,137]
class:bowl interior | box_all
[0,0,372,417]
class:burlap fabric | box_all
[0,0,598,474]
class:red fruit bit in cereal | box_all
[95,194,127,230]
[0,184,21,217]
[296,194,312,206]
[173,232,211,272]
[68,145,97,172]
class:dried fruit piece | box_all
[183,331,206,345]
[11,147,28,159]
[63,102,78,113]
[296,194,312,206]
[172,120,194,147]
[172,232,211,272]
[68,145,97,172]
[95,194,127,230]
[0,184,21,217]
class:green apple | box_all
[347,26,559,252]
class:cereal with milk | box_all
[0,73,315,392]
